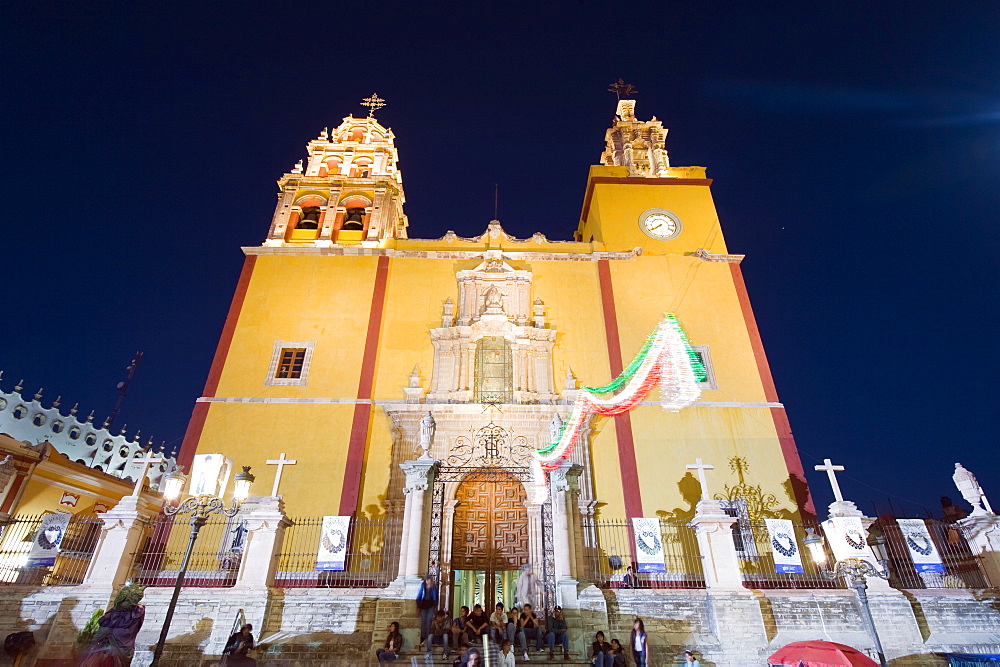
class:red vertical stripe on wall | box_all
[597,260,644,519]
[338,256,391,515]
[177,255,257,470]
[729,263,815,515]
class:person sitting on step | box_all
[608,638,626,667]
[517,603,544,659]
[426,609,451,659]
[591,630,614,667]
[451,606,471,650]
[375,621,403,665]
[545,605,570,661]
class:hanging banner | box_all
[822,516,874,563]
[315,516,351,571]
[26,512,72,567]
[764,518,804,574]
[897,519,945,573]
[632,518,666,573]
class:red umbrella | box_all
[768,640,879,667]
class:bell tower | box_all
[263,94,408,247]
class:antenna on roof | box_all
[105,351,143,429]
[493,183,499,221]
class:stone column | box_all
[550,462,583,607]
[399,459,438,592]
[956,513,1000,587]
[688,499,743,589]
[525,500,545,572]
[233,496,293,589]
[82,495,157,589]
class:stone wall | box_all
[0,583,997,665]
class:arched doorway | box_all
[450,470,528,614]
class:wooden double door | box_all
[450,471,528,612]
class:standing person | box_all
[608,638,626,667]
[416,574,438,648]
[630,618,648,667]
[518,603,544,660]
[467,603,490,639]
[591,631,613,667]
[426,609,451,660]
[452,606,471,650]
[222,623,256,666]
[683,649,701,665]
[545,605,569,661]
[375,621,403,665]
[498,640,516,667]
[490,602,513,644]
[621,565,637,589]
[516,564,540,608]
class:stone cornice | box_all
[243,246,642,261]
[692,248,745,264]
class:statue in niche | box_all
[418,412,436,459]
[343,207,366,230]
[953,463,994,516]
[297,206,321,229]
[548,413,563,445]
[482,286,504,314]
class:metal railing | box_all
[130,514,241,587]
[738,521,843,589]
[275,516,401,588]
[581,518,705,588]
[0,513,103,586]
[877,517,990,589]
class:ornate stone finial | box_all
[533,298,546,328]
[86,410,95,423]
[102,418,110,429]
[119,424,128,437]
[442,297,455,327]
[418,411,436,460]
[564,367,577,391]
[157,441,166,453]
[34,388,43,401]
[0,370,4,383]
[52,395,61,409]
[147,436,154,447]
[14,379,23,393]
[291,159,303,174]
[954,463,993,516]
[361,93,386,118]
[133,429,141,443]
[408,365,421,389]
[319,127,329,141]
[70,403,78,416]
[549,413,564,445]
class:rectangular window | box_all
[276,348,306,378]
[692,345,719,390]
[264,340,316,387]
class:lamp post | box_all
[803,525,890,667]
[149,465,255,666]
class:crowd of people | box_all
[372,573,702,665]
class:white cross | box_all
[686,458,715,501]
[130,451,164,497]
[815,458,846,502]
[266,453,298,496]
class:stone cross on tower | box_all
[686,458,715,501]
[266,452,298,496]
[129,450,164,497]
[815,458,846,503]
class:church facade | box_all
[177,97,813,611]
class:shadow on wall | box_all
[139,616,212,664]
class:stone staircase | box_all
[411,644,596,664]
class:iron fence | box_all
[130,513,241,587]
[739,521,844,589]
[275,516,401,588]
[0,513,103,586]
[581,518,704,588]
[877,517,990,589]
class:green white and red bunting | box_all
[532,314,705,486]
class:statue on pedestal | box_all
[953,463,994,516]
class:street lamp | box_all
[804,525,890,667]
[150,464,255,666]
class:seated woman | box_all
[222,623,256,666]
[375,621,403,665]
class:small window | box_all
[51,420,64,433]
[276,348,306,378]
[264,340,316,387]
[85,433,97,446]
[32,413,46,427]
[102,439,114,452]
[691,345,719,390]
[69,427,81,440]
[719,498,759,561]
[12,405,27,419]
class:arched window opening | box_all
[351,157,373,178]
[474,337,513,404]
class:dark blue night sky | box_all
[2,1,997,516]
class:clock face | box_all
[639,209,682,240]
